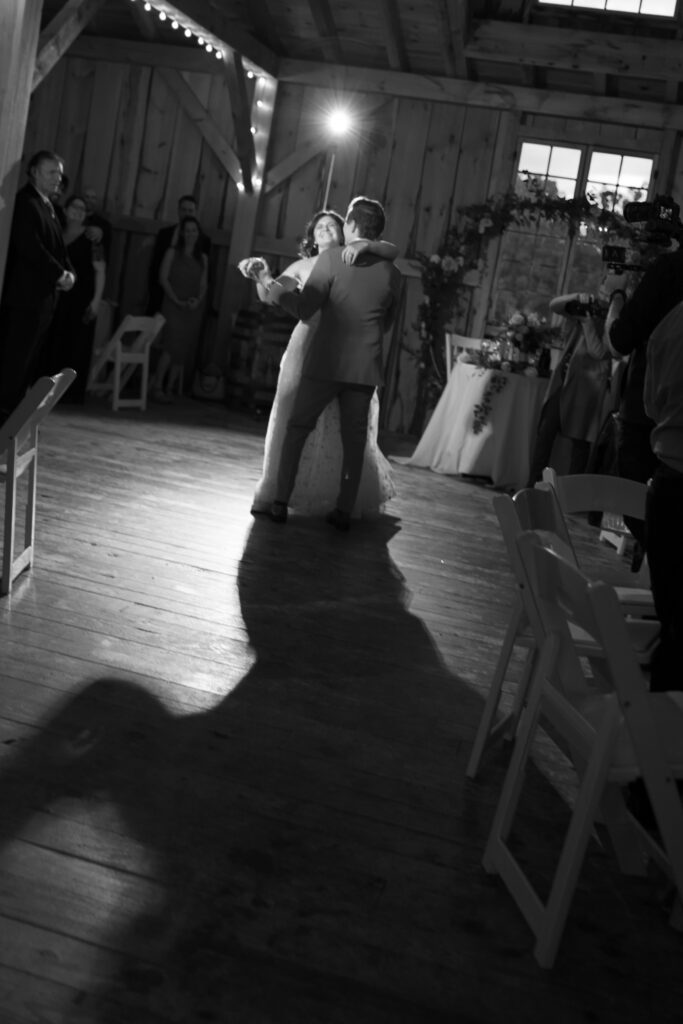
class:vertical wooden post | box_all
[215,71,278,368]
[0,0,43,293]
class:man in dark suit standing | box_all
[266,196,401,529]
[0,150,75,420]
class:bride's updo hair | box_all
[298,209,345,257]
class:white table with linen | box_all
[404,362,548,491]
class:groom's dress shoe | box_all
[326,508,351,532]
[270,501,288,524]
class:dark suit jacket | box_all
[1,183,72,310]
[275,246,401,387]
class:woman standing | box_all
[238,209,397,518]
[43,194,106,403]
[151,216,208,401]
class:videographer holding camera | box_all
[526,282,613,487]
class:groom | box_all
[266,196,401,529]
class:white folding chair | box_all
[444,332,483,379]
[0,370,76,595]
[87,313,165,411]
[483,531,683,968]
[541,468,653,618]
[465,489,659,779]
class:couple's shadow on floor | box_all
[0,514,487,1022]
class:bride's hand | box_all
[341,240,369,265]
[238,257,269,281]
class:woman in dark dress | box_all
[149,216,208,402]
[43,194,106,403]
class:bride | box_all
[238,209,397,519]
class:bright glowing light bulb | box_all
[184,28,192,37]
[247,71,254,79]
[250,126,256,135]
[144,2,151,10]
[327,108,352,137]
[197,36,204,45]
[171,19,178,28]
[237,181,245,193]
[205,43,213,52]
[159,11,166,20]
[215,49,223,60]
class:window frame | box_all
[487,138,657,324]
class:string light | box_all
[131,0,234,61]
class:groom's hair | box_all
[346,196,385,240]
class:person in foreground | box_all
[642,300,683,692]
[0,150,75,420]
[238,203,399,527]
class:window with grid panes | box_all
[489,142,654,323]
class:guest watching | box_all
[642,299,683,691]
[0,150,75,422]
[82,185,113,259]
[41,194,106,405]
[147,195,210,315]
[607,245,683,546]
[149,216,208,402]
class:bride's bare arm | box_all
[341,239,399,264]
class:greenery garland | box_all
[408,177,633,434]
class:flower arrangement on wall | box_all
[409,178,630,434]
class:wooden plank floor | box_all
[0,397,679,1023]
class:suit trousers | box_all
[276,376,374,514]
[0,297,57,416]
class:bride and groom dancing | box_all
[238,196,401,531]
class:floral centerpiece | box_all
[500,310,557,356]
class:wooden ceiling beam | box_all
[69,35,227,72]
[278,58,683,130]
[156,67,242,183]
[441,0,469,80]
[32,0,107,92]
[467,19,683,82]
[169,0,279,75]
[307,0,344,64]
[378,0,408,72]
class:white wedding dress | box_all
[252,315,396,517]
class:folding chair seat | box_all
[541,467,653,617]
[87,313,165,411]
[465,488,660,778]
[483,531,683,968]
[0,370,76,595]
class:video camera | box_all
[601,194,683,273]
[562,295,608,318]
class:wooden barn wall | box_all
[22,55,676,434]
[23,53,242,368]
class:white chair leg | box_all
[466,599,530,778]
[1,439,18,595]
